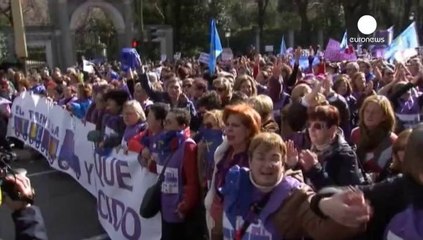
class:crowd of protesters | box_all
[0,46,422,240]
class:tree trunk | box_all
[257,0,265,52]
[296,0,310,45]
[172,1,181,51]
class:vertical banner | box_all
[7,92,161,239]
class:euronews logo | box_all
[349,15,387,45]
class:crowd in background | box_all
[0,47,422,240]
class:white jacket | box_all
[204,137,230,237]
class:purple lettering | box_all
[95,155,105,187]
[111,198,125,231]
[97,190,142,239]
[96,157,133,191]
[121,207,141,239]
[97,190,109,220]
[15,105,24,116]
[28,110,34,119]
[116,160,133,191]
[84,162,94,185]
[103,158,117,186]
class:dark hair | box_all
[193,78,208,92]
[103,89,129,107]
[149,103,170,122]
[197,90,222,110]
[229,91,249,105]
[169,108,191,126]
[308,105,340,127]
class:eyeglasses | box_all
[307,122,326,130]
[216,87,225,92]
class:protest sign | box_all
[8,92,161,240]
[198,52,210,64]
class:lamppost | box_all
[225,30,231,48]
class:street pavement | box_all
[0,147,109,240]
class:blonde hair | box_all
[247,95,273,120]
[291,84,312,102]
[213,77,232,92]
[248,132,287,164]
[123,100,146,122]
[203,110,224,129]
[359,95,396,132]
[233,74,257,96]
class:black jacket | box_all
[305,133,365,190]
[12,205,48,240]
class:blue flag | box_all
[340,31,348,50]
[120,48,142,71]
[209,19,223,75]
[384,22,419,60]
[279,35,287,55]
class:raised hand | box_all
[299,150,319,172]
[286,140,299,168]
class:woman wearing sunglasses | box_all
[288,105,364,190]
[310,123,423,240]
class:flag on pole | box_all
[209,19,223,75]
[279,35,287,56]
[375,26,395,46]
[340,31,348,50]
[387,26,394,45]
[384,22,419,60]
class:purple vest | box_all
[156,138,195,223]
[384,206,423,240]
[222,170,301,240]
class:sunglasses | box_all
[307,122,327,130]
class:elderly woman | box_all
[121,100,147,152]
[220,132,362,239]
[212,77,233,107]
[205,103,261,240]
[312,123,423,239]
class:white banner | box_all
[7,92,161,240]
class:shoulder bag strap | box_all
[157,153,175,182]
[235,193,271,240]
